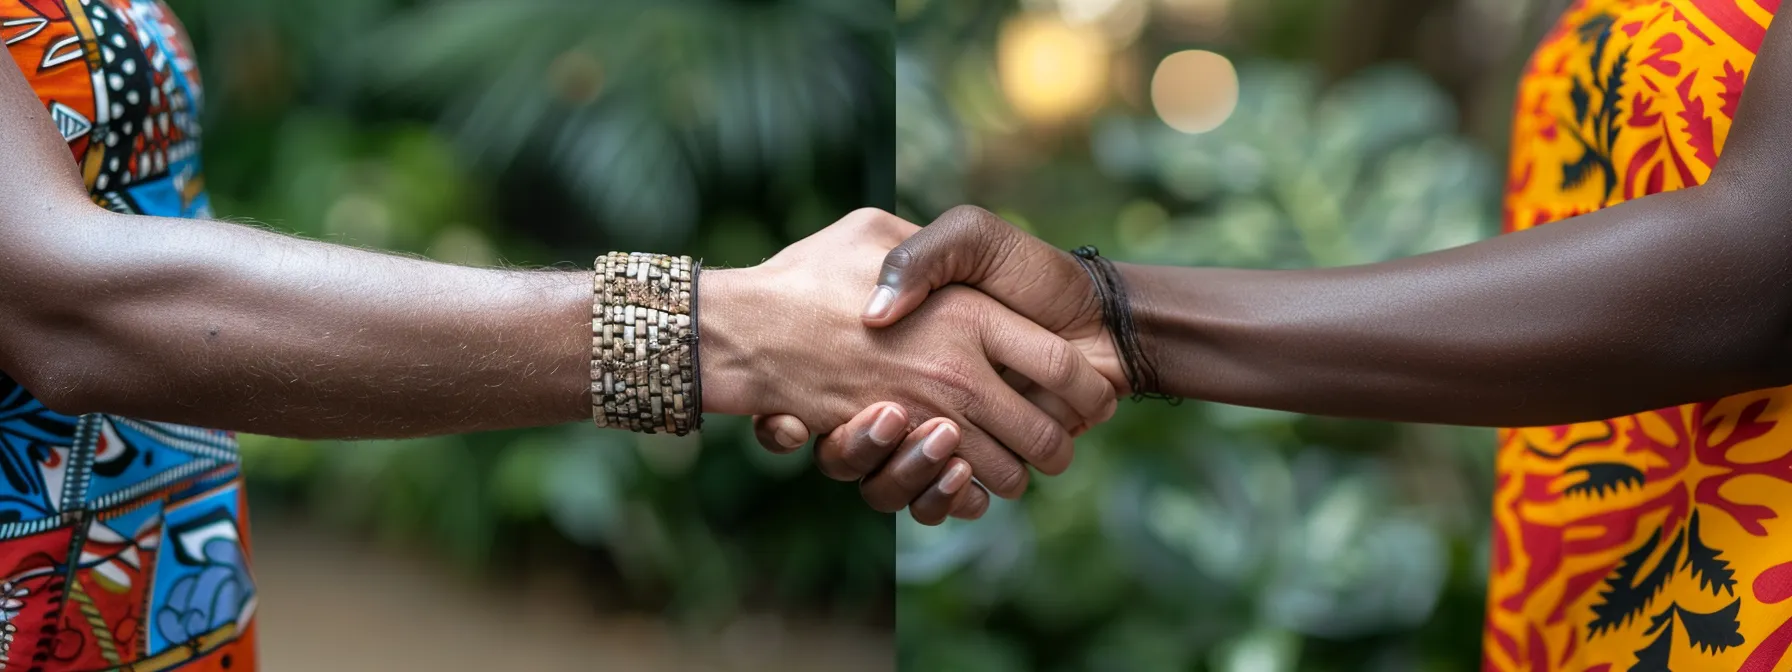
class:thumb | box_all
[861,205,1025,328]
[752,414,813,454]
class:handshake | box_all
[698,206,1134,526]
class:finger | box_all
[951,420,1032,499]
[1000,371,1084,433]
[971,383,1074,477]
[862,205,1087,330]
[983,310,1118,427]
[752,415,813,454]
[1025,386,1090,436]
[908,458,976,525]
[860,418,959,513]
[813,403,911,482]
[949,475,991,520]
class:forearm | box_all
[1129,182,1792,426]
[0,205,602,438]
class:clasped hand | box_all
[702,207,1123,524]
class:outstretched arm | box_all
[0,59,1113,472]
[0,59,597,438]
[852,10,1792,429]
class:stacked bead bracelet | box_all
[591,252,702,435]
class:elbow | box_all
[2,352,108,417]
[0,333,117,421]
[0,208,139,416]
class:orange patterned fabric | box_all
[1490,1,1792,671]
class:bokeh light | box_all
[1056,0,1150,44]
[997,14,1111,125]
[1150,49,1238,134]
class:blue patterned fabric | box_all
[1,0,255,668]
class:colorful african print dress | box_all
[1489,1,1791,670]
[1,1,255,670]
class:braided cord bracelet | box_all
[1071,246,1179,404]
[591,252,702,435]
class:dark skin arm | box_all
[854,174,1792,427]
[0,56,593,438]
[762,0,1792,490]
[0,56,1113,479]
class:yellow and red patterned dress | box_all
[1489,1,1791,670]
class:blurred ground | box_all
[252,523,892,672]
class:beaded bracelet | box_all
[591,252,702,435]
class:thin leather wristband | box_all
[1072,246,1177,403]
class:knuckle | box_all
[813,443,858,481]
[958,487,991,519]
[847,207,918,241]
[921,362,981,413]
[940,204,998,232]
[881,244,916,273]
[845,207,896,228]
[1039,338,1080,389]
[890,457,935,492]
[1021,419,1069,473]
[986,462,1030,499]
[841,439,887,477]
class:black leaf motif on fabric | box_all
[1556,11,1625,201]
[1645,603,1677,636]
[1578,13,1617,43]
[1676,599,1745,654]
[1591,527,1684,636]
[1581,14,1617,78]
[1681,512,1736,597]
[1562,149,1602,190]
[1572,77,1593,125]
[1598,50,1630,200]
[1564,462,1645,498]
[1602,50,1630,150]
[1629,622,1674,672]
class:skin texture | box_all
[774,1,1792,520]
[710,212,1115,500]
[1,47,594,439]
[0,52,1113,509]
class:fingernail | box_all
[938,462,971,495]
[775,427,805,449]
[862,286,896,320]
[868,407,905,446]
[920,423,958,461]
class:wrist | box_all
[1114,261,1192,398]
[696,267,772,416]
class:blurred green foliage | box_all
[895,0,1535,669]
[165,0,894,628]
